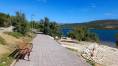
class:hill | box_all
[61,20,118,29]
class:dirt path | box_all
[15,34,90,66]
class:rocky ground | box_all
[58,38,118,66]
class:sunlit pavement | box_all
[15,34,90,66]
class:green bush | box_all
[0,54,13,66]
[67,26,99,42]
[0,36,6,45]
[115,33,118,46]
[67,32,76,39]
[5,32,23,38]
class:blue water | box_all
[90,29,118,42]
[60,28,73,37]
[90,29,118,47]
[61,29,118,47]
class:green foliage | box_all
[0,36,6,45]
[5,32,23,38]
[115,33,118,40]
[115,33,118,46]
[67,32,76,39]
[0,12,61,38]
[29,21,41,29]
[43,17,50,35]
[67,26,99,42]
[86,59,95,66]
[38,19,45,32]
[11,12,29,35]
[0,54,13,66]
[49,22,60,37]
[0,12,30,35]
[0,13,11,27]
[85,32,99,42]
[38,17,61,38]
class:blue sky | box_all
[0,0,118,23]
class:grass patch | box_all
[5,32,23,38]
[25,32,36,42]
[0,54,13,66]
[86,59,95,66]
[0,36,6,45]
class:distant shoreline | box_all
[89,28,118,30]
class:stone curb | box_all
[10,60,17,66]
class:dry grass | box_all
[0,33,22,45]
[0,32,30,57]
[0,32,34,66]
[0,45,10,57]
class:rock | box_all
[58,39,118,66]
[82,44,98,58]
[82,44,118,66]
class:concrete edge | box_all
[10,60,17,66]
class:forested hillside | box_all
[62,20,118,29]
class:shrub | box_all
[115,33,118,40]
[67,32,76,39]
[0,54,13,66]
[0,36,6,45]
[68,26,99,42]
[86,32,99,43]
[115,33,118,46]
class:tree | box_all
[0,13,11,27]
[39,19,44,32]
[11,11,28,35]
[43,17,50,35]
[38,17,61,38]
[30,21,37,29]
[68,26,99,42]
[49,22,60,38]
[67,32,76,39]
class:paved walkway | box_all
[15,34,90,66]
